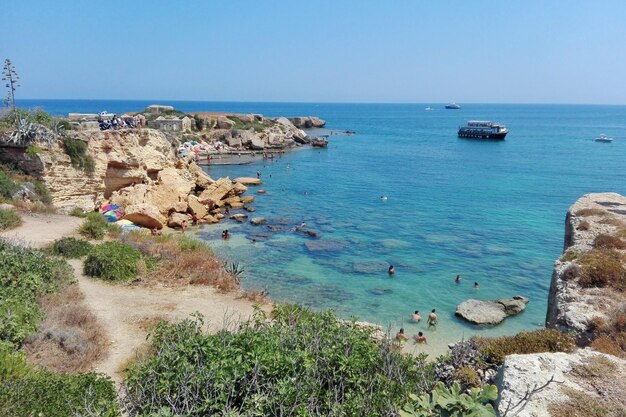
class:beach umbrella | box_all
[101,203,120,212]
[103,212,119,223]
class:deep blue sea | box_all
[17,99,626,355]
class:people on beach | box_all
[428,309,438,326]
[181,220,188,234]
[222,229,230,240]
[388,265,395,275]
[455,274,462,283]
[411,310,421,322]
[395,328,409,346]
[473,282,479,289]
[414,331,427,344]
[151,227,162,236]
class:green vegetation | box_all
[579,249,626,290]
[401,382,497,417]
[24,143,42,157]
[473,329,576,366]
[84,241,141,281]
[79,212,110,240]
[226,115,268,133]
[63,138,95,173]
[0,165,52,205]
[69,207,87,217]
[561,250,579,262]
[0,240,73,348]
[49,237,93,258]
[0,346,119,417]
[124,305,436,416]
[0,208,22,230]
[0,169,19,200]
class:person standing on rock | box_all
[428,309,438,327]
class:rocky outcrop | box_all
[287,116,326,129]
[455,297,529,325]
[495,348,626,417]
[546,192,626,344]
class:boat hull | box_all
[458,131,507,140]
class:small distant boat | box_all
[425,107,434,111]
[445,102,461,109]
[594,134,613,143]
[458,121,508,140]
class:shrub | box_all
[561,250,579,262]
[69,207,87,217]
[575,208,607,217]
[0,240,73,348]
[577,220,591,231]
[0,208,22,230]
[562,263,581,281]
[124,305,436,416]
[24,144,42,157]
[0,351,119,417]
[0,170,19,200]
[453,366,481,389]
[549,386,626,417]
[49,237,92,258]
[79,212,109,240]
[473,329,576,365]
[84,242,141,281]
[593,233,626,250]
[578,249,626,290]
[63,138,95,173]
[590,306,626,358]
[32,180,52,204]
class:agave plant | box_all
[5,116,56,147]
[50,120,66,137]
[224,261,245,283]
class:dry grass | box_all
[241,289,270,304]
[578,249,626,290]
[572,355,618,378]
[134,315,169,332]
[577,220,591,231]
[593,233,626,250]
[562,263,582,281]
[24,284,108,373]
[12,199,57,214]
[122,232,240,293]
[575,208,607,217]
[549,387,626,417]
[589,306,626,358]
[598,217,626,228]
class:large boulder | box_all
[456,296,529,325]
[250,217,267,226]
[250,137,265,150]
[216,116,235,129]
[198,177,234,203]
[149,167,195,215]
[122,204,166,229]
[187,195,208,219]
[168,212,191,228]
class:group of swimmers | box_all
[394,309,438,346]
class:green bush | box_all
[50,237,92,258]
[401,381,497,417]
[79,212,109,240]
[0,170,19,200]
[473,329,576,365]
[63,138,95,173]
[69,207,87,217]
[0,348,119,417]
[453,366,481,389]
[84,242,141,281]
[125,305,436,416]
[0,240,73,348]
[0,208,22,230]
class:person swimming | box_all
[455,274,462,283]
[414,331,427,344]
[222,230,230,240]
[395,328,409,346]
[388,265,395,275]
[380,195,388,201]
[411,310,421,322]
[473,282,479,289]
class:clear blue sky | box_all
[4,1,626,104]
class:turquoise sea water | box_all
[17,100,626,355]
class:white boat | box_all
[425,107,434,111]
[594,134,613,143]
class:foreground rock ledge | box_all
[455,296,529,325]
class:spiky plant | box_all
[224,261,245,283]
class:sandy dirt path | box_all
[3,212,260,382]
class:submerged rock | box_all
[230,214,248,222]
[305,239,347,252]
[456,296,529,325]
[250,217,267,226]
[353,261,389,274]
[294,227,321,238]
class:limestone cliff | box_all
[545,192,626,344]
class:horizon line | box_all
[15,98,626,107]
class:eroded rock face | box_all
[455,296,529,325]
[546,192,626,344]
[495,349,626,417]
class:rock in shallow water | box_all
[455,296,529,325]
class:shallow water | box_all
[19,100,626,355]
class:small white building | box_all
[149,116,192,132]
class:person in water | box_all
[414,331,427,344]
[395,328,409,346]
[454,274,462,283]
[380,195,388,201]
[473,281,479,289]
[428,309,438,326]
[411,310,421,322]
[222,230,230,240]
[388,265,395,275]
